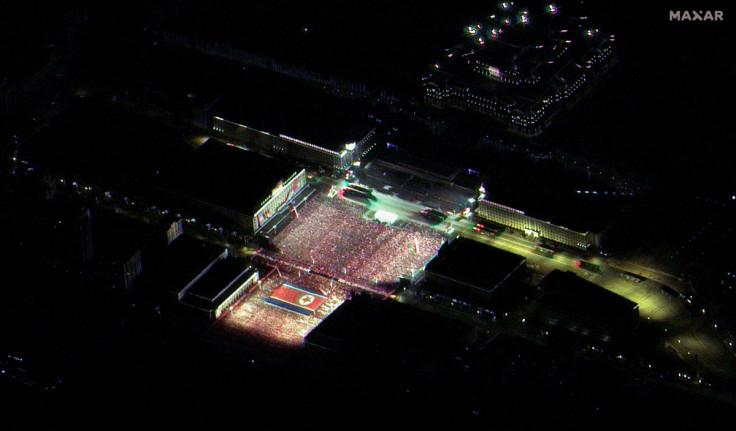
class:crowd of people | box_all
[219,194,446,346]
[271,195,445,286]
[220,265,348,347]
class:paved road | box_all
[317,176,732,376]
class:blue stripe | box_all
[280,282,327,298]
[264,297,313,315]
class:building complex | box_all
[424,2,616,135]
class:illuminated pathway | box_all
[314,176,733,377]
[359,184,689,320]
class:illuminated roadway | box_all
[316,176,733,377]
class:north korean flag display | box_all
[265,283,327,315]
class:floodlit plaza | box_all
[270,194,445,287]
[218,193,446,346]
[219,265,349,347]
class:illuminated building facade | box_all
[424,3,615,135]
[251,169,308,233]
[166,219,184,245]
[179,258,259,320]
[122,250,143,292]
[211,118,375,172]
[476,199,597,250]
[207,67,376,170]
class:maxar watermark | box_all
[670,10,723,21]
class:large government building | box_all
[412,236,527,317]
[476,199,598,250]
[424,2,615,135]
[212,116,374,171]
[155,138,308,235]
[208,68,376,171]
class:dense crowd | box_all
[219,194,445,346]
[220,265,348,347]
[272,195,445,286]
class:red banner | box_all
[269,284,326,313]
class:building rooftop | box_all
[185,258,253,300]
[90,209,162,262]
[432,3,613,102]
[211,68,374,153]
[380,150,461,182]
[305,294,469,354]
[145,235,225,293]
[182,259,256,311]
[484,191,628,235]
[424,237,525,292]
[537,270,638,324]
[477,149,634,235]
[156,138,301,215]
